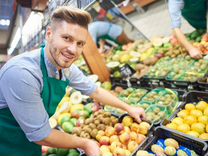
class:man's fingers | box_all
[140,111,146,120]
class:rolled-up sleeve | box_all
[66,65,98,96]
[0,66,51,142]
[168,0,184,28]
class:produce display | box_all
[146,54,208,82]
[185,29,206,42]
[141,88,179,124]
[44,32,208,156]
[136,138,199,156]
[166,101,208,140]
[104,87,148,115]
[72,110,118,139]
[99,116,151,156]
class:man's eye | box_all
[77,42,85,48]
[63,37,72,42]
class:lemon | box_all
[166,123,177,130]
[177,110,189,118]
[199,133,208,140]
[177,124,190,133]
[206,125,208,133]
[184,115,197,125]
[185,103,195,111]
[172,117,184,125]
[204,107,208,116]
[186,131,200,138]
[191,123,205,134]
[58,113,71,125]
[198,116,208,125]
[190,109,203,118]
[196,101,208,111]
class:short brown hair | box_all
[50,6,92,29]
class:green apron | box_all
[0,47,69,156]
[182,0,207,29]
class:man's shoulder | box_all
[0,49,42,78]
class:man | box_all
[168,0,207,59]
[89,21,133,53]
[0,6,145,156]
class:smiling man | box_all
[0,6,145,156]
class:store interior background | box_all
[0,0,197,57]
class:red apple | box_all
[114,123,124,134]
[99,136,110,146]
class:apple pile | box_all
[97,116,151,156]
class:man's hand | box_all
[189,47,202,59]
[126,106,146,123]
[83,139,100,156]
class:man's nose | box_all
[67,42,77,54]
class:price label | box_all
[120,64,136,78]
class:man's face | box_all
[46,21,88,69]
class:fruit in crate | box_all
[72,110,118,139]
[136,137,198,156]
[146,106,166,123]
[164,146,176,155]
[166,101,208,140]
[164,138,179,149]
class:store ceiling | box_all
[0,0,17,54]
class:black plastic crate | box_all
[132,126,208,156]
[183,91,208,103]
[141,77,165,88]
[197,76,208,91]
[164,79,200,91]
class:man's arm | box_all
[90,87,145,123]
[168,0,202,59]
[36,129,100,156]
[173,28,202,59]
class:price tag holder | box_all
[120,64,136,78]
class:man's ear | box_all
[45,26,52,40]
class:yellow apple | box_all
[119,132,130,144]
[128,141,138,153]
[105,126,115,137]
